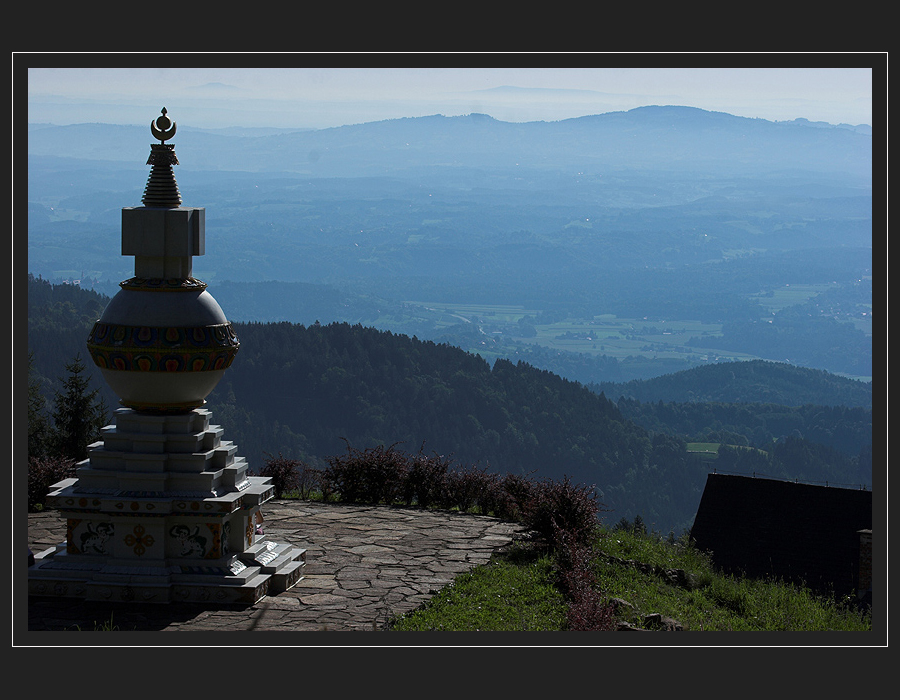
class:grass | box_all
[751,283,834,314]
[68,613,123,631]
[234,454,875,634]
[686,442,720,460]
[268,455,870,634]
[388,525,872,633]
[595,527,870,631]
[686,442,769,464]
[389,543,568,631]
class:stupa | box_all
[28,109,306,604]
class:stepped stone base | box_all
[28,407,306,605]
[28,547,305,605]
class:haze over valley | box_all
[28,105,874,384]
[24,67,877,535]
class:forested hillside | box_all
[25,276,873,535]
[593,359,872,408]
[26,275,112,407]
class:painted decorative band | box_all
[87,322,239,372]
[121,399,207,413]
[119,277,208,292]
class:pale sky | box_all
[25,63,875,130]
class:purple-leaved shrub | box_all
[324,441,409,504]
[28,455,75,511]
[400,451,450,508]
[521,475,601,550]
[258,453,305,498]
[552,525,617,631]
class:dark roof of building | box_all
[690,473,872,597]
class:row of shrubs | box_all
[258,441,618,630]
[260,442,599,544]
[28,441,616,629]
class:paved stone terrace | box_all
[26,500,528,633]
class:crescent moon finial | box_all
[150,107,177,142]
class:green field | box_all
[404,301,758,365]
[750,283,835,314]
[409,302,539,324]
[686,443,772,464]
[401,273,871,382]
[686,442,720,463]
[686,442,721,453]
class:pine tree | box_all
[27,352,49,458]
[49,353,103,461]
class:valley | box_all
[27,109,873,386]
[24,108,875,534]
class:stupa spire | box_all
[142,108,182,207]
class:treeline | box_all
[25,276,872,535]
[26,275,115,408]
[207,320,708,533]
[211,320,633,473]
[616,397,871,457]
[689,306,872,377]
[592,358,872,408]
[192,320,873,532]
[711,437,872,490]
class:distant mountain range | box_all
[26,105,874,386]
[28,106,873,180]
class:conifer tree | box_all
[49,353,105,461]
[27,352,49,458]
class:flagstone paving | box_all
[26,500,528,633]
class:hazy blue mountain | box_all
[28,106,872,180]
[26,106,873,383]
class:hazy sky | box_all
[25,63,875,130]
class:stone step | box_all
[239,477,275,506]
[99,425,225,455]
[241,541,306,576]
[172,561,264,586]
[222,459,250,490]
[84,449,239,481]
[86,443,241,475]
[113,408,212,436]
[268,558,306,594]
[170,571,273,605]
[211,441,238,469]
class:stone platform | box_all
[26,500,527,633]
[28,408,305,605]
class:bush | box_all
[442,465,493,513]
[565,583,618,631]
[552,526,617,631]
[258,453,303,498]
[324,441,409,504]
[521,476,602,550]
[440,464,503,515]
[400,451,450,509]
[493,472,536,522]
[296,467,323,500]
[28,455,75,511]
[473,470,504,516]
[272,444,615,631]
